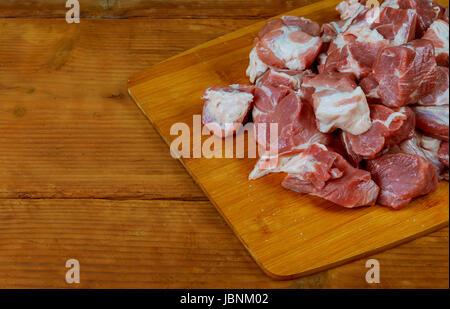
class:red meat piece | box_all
[417,66,449,106]
[256,68,312,90]
[359,74,381,104]
[366,153,439,209]
[246,16,322,82]
[373,39,437,107]
[252,85,329,156]
[370,7,417,45]
[413,105,449,141]
[381,0,445,37]
[281,144,379,208]
[422,19,449,67]
[342,105,415,159]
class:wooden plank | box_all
[0,17,257,199]
[0,199,447,288]
[128,0,450,279]
[0,0,318,19]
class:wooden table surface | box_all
[0,0,448,289]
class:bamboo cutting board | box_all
[128,0,449,279]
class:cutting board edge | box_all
[260,220,449,279]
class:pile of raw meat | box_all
[201,0,449,210]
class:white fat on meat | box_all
[289,131,329,154]
[321,22,342,43]
[313,86,372,135]
[203,89,253,127]
[397,133,444,176]
[365,85,380,99]
[392,9,417,46]
[421,135,442,153]
[246,47,269,83]
[414,105,450,127]
[248,144,328,180]
[435,85,448,106]
[348,21,388,45]
[340,5,367,32]
[255,69,307,90]
[337,46,365,78]
[425,19,449,61]
[380,0,400,9]
[249,154,293,180]
[267,26,321,71]
[332,33,350,50]
[329,31,386,79]
[336,0,365,20]
[372,107,407,128]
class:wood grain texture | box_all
[0,0,318,19]
[129,0,450,279]
[0,199,447,288]
[0,17,256,199]
[0,0,448,288]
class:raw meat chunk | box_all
[300,71,357,104]
[422,19,449,66]
[370,7,418,45]
[325,30,388,80]
[417,66,449,106]
[336,0,366,20]
[312,87,371,135]
[413,104,449,141]
[342,105,415,159]
[249,107,332,177]
[258,24,321,70]
[274,16,322,36]
[301,71,357,101]
[323,6,416,79]
[249,153,296,180]
[359,74,381,103]
[202,4,448,211]
[393,131,445,176]
[249,101,331,179]
[300,71,371,135]
[321,21,344,43]
[246,16,322,82]
[335,38,387,79]
[413,66,448,141]
[381,0,445,37]
[202,85,254,137]
[373,39,437,107]
[439,141,449,168]
[247,47,269,84]
[329,132,363,168]
[281,144,379,208]
[252,85,301,154]
[252,85,329,156]
[366,153,439,209]
[256,68,311,90]
[289,102,332,152]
